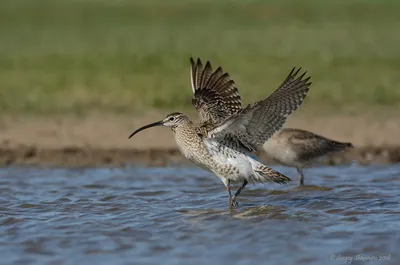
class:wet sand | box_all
[1,144,400,167]
[1,113,400,167]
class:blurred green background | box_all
[0,0,399,116]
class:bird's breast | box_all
[174,133,212,165]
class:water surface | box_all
[0,164,399,265]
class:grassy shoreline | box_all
[1,0,400,115]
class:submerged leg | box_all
[231,180,248,206]
[296,168,305,186]
[225,180,234,205]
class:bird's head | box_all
[128,112,190,138]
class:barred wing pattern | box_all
[208,68,312,152]
[190,58,242,125]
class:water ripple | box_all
[0,164,399,264]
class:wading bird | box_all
[129,58,312,207]
[263,128,353,185]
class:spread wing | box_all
[190,57,242,125]
[208,67,312,152]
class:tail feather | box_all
[330,141,354,152]
[251,163,291,184]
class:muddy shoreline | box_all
[1,145,400,167]
[1,113,400,167]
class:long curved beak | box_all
[128,120,163,139]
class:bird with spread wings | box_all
[129,58,312,207]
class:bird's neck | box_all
[172,124,203,159]
[172,123,197,141]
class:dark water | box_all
[0,164,399,265]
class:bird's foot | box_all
[229,196,239,207]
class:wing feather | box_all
[190,57,242,125]
[208,67,312,152]
[206,67,224,88]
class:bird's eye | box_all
[169,117,175,122]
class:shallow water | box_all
[0,164,399,265]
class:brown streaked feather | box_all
[200,61,212,89]
[190,57,242,125]
[208,67,312,152]
[253,164,291,184]
[207,68,225,88]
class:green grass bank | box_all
[0,0,399,116]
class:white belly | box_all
[203,139,254,184]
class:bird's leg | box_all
[226,180,234,206]
[296,168,305,186]
[231,180,248,206]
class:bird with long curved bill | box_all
[129,57,312,207]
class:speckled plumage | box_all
[129,58,312,206]
[263,128,354,185]
[190,58,242,125]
